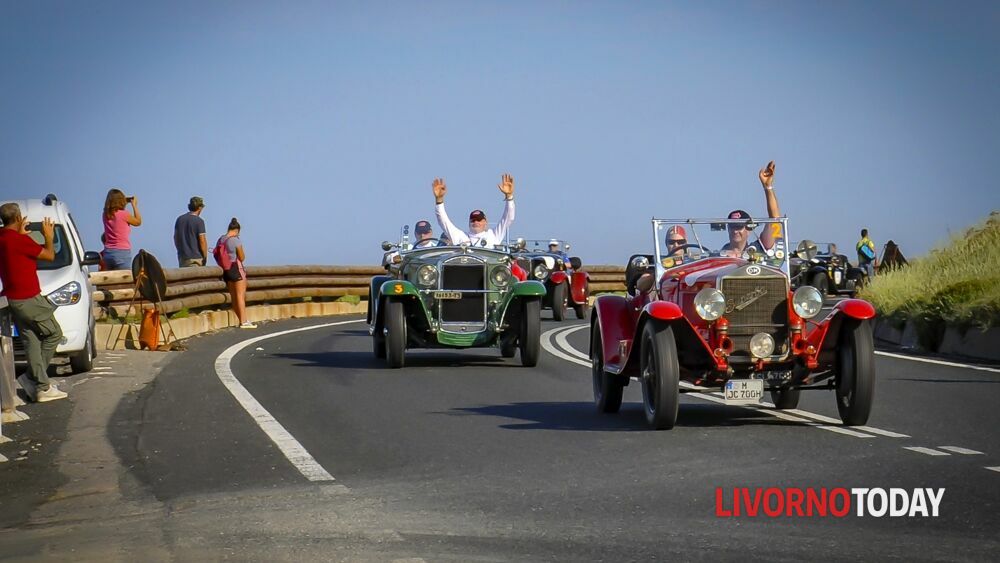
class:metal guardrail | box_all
[90,264,629,318]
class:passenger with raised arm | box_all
[433,174,515,248]
[720,160,783,258]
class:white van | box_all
[0,195,101,373]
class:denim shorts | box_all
[102,248,133,271]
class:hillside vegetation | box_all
[860,212,1000,330]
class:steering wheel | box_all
[665,243,711,256]
[410,238,447,248]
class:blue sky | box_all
[1,1,997,266]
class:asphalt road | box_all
[75,313,996,561]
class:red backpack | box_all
[213,236,233,270]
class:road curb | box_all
[95,301,367,350]
[874,318,1000,363]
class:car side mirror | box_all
[381,241,394,251]
[796,240,818,261]
[564,243,571,251]
[514,237,526,251]
[82,250,101,266]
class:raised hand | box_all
[497,173,514,198]
[432,178,447,204]
[759,160,776,189]
[41,217,55,241]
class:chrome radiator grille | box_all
[440,263,486,323]
[721,276,789,356]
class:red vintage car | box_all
[512,238,590,321]
[590,217,876,430]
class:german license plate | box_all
[433,291,462,300]
[724,379,763,404]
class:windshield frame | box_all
[24,223,74,271]
[651,217,791,281]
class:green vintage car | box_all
[368,237,546,368]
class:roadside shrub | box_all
[860,212,1000,329]
[336,295,361,304]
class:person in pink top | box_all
[101,188,142,270]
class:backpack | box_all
[859,242,875,261]
[213,236,233,270]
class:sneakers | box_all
[240,322,258,329]
[16,374,37,402]
[36,384,68,403]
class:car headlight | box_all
[416,264,438,287]
[533,263,549,280]
[694,288,726,321]
[47,281,82,306]
[490,265,511,288]
[631,256,649,269]
[750,332,775,358]
[792,286,823,319]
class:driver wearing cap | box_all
[432,174,515,248]
[719,160,783,258]
[547,239,571,264]
[413,220,439,248]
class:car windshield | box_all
[519,239,569,253]
[651,217,791,276]
[25,222,73,270]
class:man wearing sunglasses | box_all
[720,160,782,258]
[432,174,515,248]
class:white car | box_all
[1,195,101,373]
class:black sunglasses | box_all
[668,238,687,245]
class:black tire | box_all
[591,323,623,413]
[810,272,829,296]
[836,319,875,425]
[69,328,95,374]
[500,334,517,358]
[519,298,541,367]
[373,330,386,359]
[551,282,568,321]
[385,299,406,368]
[640,322,680,430]
[770,387,801,410]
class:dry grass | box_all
[860,212,1000,329]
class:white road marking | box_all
[554,325,589,360]
[215,319,363,483]
[875,350,1000,374]
[92,366,113,371]
[938,446,984,455]
[546,326,880,438]
[985,466,1000,473]
[903,446,951,456]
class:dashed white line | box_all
[938,446,984,455]
[874,351,1000,374]
[903,446,950,456]
[215,319,363,483]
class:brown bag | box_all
[139,309,160,351]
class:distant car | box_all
[511,239,590,321]
[368,233,546,368]
[790,242,866,297]
[591,217,876,430]
[0,195,102,373]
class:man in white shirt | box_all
[433,174,515,248]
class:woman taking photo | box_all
[216,218,255,329]
[101,188,141,270]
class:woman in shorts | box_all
[216,217,255,328]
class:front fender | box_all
[379,279,421,298]
[643,300,683,321]
[835,298,876,320]
[511,280,547,298]
[570,271,590,304]
[367,275,392,324]
[550,271,569,285]
[591,294,639,374]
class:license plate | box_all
[433,291,462,300]
[724,379,763,404]
[10,323,18,337]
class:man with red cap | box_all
[432,174,515,248]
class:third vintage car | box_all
[590,217,876,430]
[369,233,546,368]
[511,238,590,321]
[790,241,867,297]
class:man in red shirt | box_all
[0,203,67,402]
